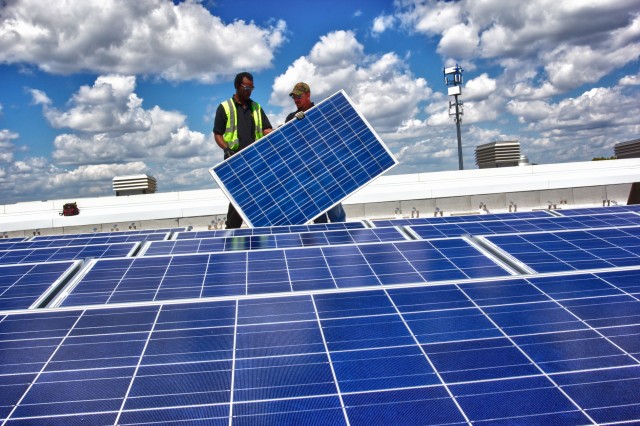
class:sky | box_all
[1,0,639,205]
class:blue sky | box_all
[1,0,639,204]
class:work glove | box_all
[295,111,305,120]
[224,147,234,158]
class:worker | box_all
[285,82,347,223]
[213,72,273,229]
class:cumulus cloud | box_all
[464,73,497,101]
[395,0,640,94]
[372,15,396,35]
[0,129,19,163]
[29,74,212,167]
[0,0,287,83]
[0,74,221,203]
[620,72,640,86]
[270,30,432,133]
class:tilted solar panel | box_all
[210,90,397,227]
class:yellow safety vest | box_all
[222,98,264,151]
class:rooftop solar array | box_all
[141,227,407,256]
[407,211,640,239]
[2,267,640,424]
[1,201,640,423]
[54,238,509,307]
[210,90,397,227]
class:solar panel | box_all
[52,238,510,307]
[0,260,81,311]
[175,221,366,240]
[141,227,408,256]
[3,267,640,424]
[30,228,183,241]
[210,90,397,227]
[0,242,140,265]
[484,227,640,273]
[407,212,640,239]
[6,232,169,250]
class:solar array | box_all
[141,226,407,256]
[1,206,640,424]
[210,90,397,227]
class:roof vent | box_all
[113,174,157,196]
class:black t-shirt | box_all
[213,97,272,151]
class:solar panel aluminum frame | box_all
[0,260,83,314]
[209,90,398,227]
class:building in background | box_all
[615,138,640,159]
[475,140,521,169]
[113,174,157,196]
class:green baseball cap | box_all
[289,82,310,96]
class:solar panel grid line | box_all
[210,90,397,227]
[0,241,140,266]
[2,308,87,423]
[521,276,640,367]
[3,270,640,422]
[309,295,350,424]
[142,227,409,257]
[0,260,83,313]
[485,228,640,274]
[53,238,515,308]
[112,307,163,425]
[452,285,599,424]
[380,287,473,423]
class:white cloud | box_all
[37,75,212,166]
[29,89,51,105]
[0,0,287,83]
[464,73,497,101]
[270,31,432,133]
[396,0,640,94]
[619,72,640,86]
[372,15,396,35]
[0,74,223,203]
[0,129,19,163]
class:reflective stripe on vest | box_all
[222,98,264,151]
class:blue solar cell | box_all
[0,242,138,265]
[408,213,640,239]
[142,227,407,256]
[0,261,81,311]
[210,91,397,227]
[4,273,640,424]
[486,228,640,273]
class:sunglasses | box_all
[290,93,303,100]
[240,84,254,91]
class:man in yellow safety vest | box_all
[213,72,273,228]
